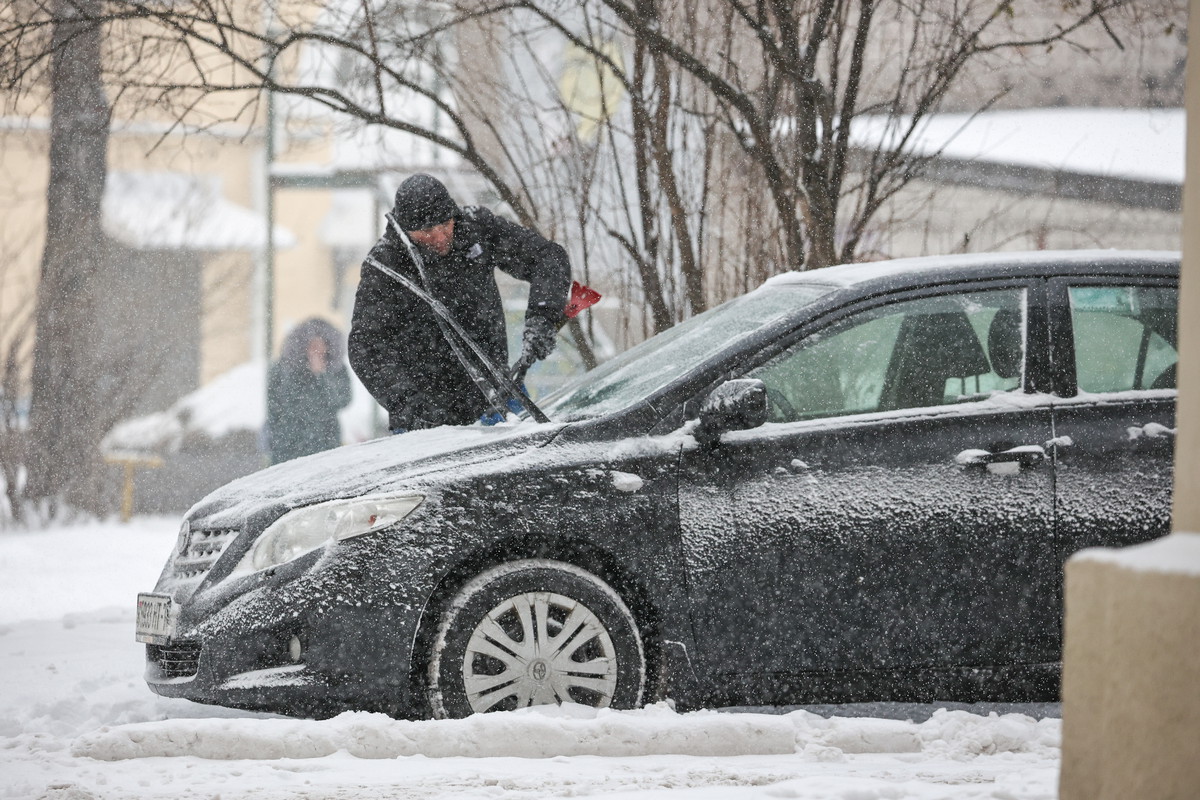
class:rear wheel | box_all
[427,559,645,718]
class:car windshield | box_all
[537,284,834,421]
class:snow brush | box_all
[510,280,602,385]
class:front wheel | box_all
[427,559,645,718]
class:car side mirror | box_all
[694,379,769,447]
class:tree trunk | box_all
[804,185,839,270]
[24,0,112,514]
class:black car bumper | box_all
[145,532,446,718]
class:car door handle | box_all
[1128,423,1176,441]
[955,445,1046,467]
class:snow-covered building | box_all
[851,107,1183,260]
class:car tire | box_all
[427,559,645,719]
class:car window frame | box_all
[676,277,1053,427]
[1047,275,1179,399]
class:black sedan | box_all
[137,250,1179,718]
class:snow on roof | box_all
[104,171,298,251]
[100,362,266,455]
[763,249,1179,290]
[103,360,379,454]
[1073,532,1200,578]
[175,361,269,439]
[852,108,1184,185]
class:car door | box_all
[1049,278,1177,564]
[678,281,1059,692]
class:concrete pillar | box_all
[1059,538,1200,799]
[1176,3,1200,533]
[1059,3,1200,798]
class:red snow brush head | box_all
[564,281,601,319]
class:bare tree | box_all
[18,0,115,516]
[510,0,1182,275]
[0,201,41,525]
[4,0,1178,311]
[450,3,724,333]
[0,307,32,525]
[2,0,187,519]
[3,0,1182,280]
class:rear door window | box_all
[748,288,1026,423]
[1068,286,1178,393]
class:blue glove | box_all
[480,387,529,426]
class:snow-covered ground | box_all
[1,517,1063,799]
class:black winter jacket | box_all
[348,206,570,430]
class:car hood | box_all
[186,422,566,528]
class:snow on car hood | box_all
[186,422,565,526]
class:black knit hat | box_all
[392,174,459,231]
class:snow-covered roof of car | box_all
[763,249,1180,291]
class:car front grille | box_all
[148,640,201,679]
[159,526,242,601]
[173,527,240,580]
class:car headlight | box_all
[229,493,424,578]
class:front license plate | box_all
[136,593,175,644]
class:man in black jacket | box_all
[349,174,570,432]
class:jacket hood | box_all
[186,422,564,528]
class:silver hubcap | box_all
[462,590,618,713]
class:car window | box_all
[537,284,834,420]
[748,288,1026,423]
[1068,285,1178,393]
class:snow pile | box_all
[605,469,645,492]
[73,704,1059,762]
[0,516,174,625]
[101,362,266,455]
[102,361,380,455]
[913,709,1060,758]
[174,361,269,440]
[74,704,792,761]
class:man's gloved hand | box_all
[398,393,447,430]
[480,385,529,426]
[520,315,559,365]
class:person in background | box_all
[266,318,353,464]
[349,173,570,433]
